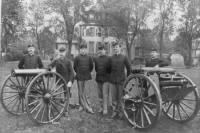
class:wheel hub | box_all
[18,86,26,98]
[44,93,51,99]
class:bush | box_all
[5,51,24,61]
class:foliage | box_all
[151,0,176,57]
[44,0,89,55]
[38,26,57,55]
[99,0,153,59]
[175,0,200,66]
[25,0,46,52]
[2,0,24,52]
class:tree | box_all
[39,26,56,55]
[99,0,153,59]
[2,0,24,52]
[152,0,175,57]
[177,0,200,66]
[44,0,89,55]
[25,0,46,53]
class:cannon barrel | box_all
[11,69,47,76]
[132,66,175,73]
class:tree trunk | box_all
[35,26,41,54]
[67,39,72,56]
[159,27,164,58]
[126,42,132,61]
[188,35,192,67]
[159,19,165,58]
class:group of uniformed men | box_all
[18,42,131,118]
[18,42,169,118]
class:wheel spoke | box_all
[179,103,190,119]
[3,91,18,93]
[15,98,21,113]
[172,104,176,119]
[52,84,64,93]
[132,110,136,124]
[176,104,182,120]
[52,91,66,97]
[144,105,156,116]
[4,85,17,90]
[143,101,156,106]
[42,76,47,90]
[182,98,196,102]
[47,75,50,90]
[135,108,141,123]
[15,77,21,86]
[180,102,194,111]
[30,102,42,114]
[140,108,144,127]
[21,98,25,113]
[31,86,43,95]
[41,104,46,121]
[143,108,151,125]
[35,81,45,92]
[34,103,43,119]
[28,100,40,106]
[3,94,18,100]
[53,97,66,100]
[50,79,61,91]
[28,95,42,98]
[165,102,173,114]
[11,98,19,112]
[8,78,17,87]
[5,96,19,107]
[51,100,65,108]
[48,104,52,120]
[51,101,60,115]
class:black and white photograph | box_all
[0,0,200,132]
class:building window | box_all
[105,42,110,55]
[96,42,102,52]
[96,27,101,37]
[86,27,95,37]
[88,41,95,54]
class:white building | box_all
[192,38,200,66]
[74,21,120,56]
[55,38,79,57]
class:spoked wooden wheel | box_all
[122,74,162,130]
[0,74,33,115]
[25,72,70,124]
[162,73,199,123]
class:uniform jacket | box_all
[110,54,131,84]
[73,54,93,81]
[49,57,74,82]
[94,55,111,83]
[18,54,43,69]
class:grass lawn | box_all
[0,62,200,133]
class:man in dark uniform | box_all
[94,44,111,115]
[110,42,131,118]
[18,44,43,69]
[48,47,74,90]
[146,49,170,67]
[73,44,94,114]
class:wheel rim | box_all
[162,73,199,122]
[0,75,31,115]
[122,74,162,129]
[25,72,69,124]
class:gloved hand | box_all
[51,67,56,72]
[155,64,159,68]
[67,81,72,87]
